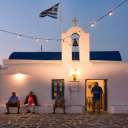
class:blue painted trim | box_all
[104,80,107,111]
[52,81,54,99]
[9,51,122,61]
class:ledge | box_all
[0,105,85,114]
[110,105,128,113]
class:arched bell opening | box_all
[71,33,80,61]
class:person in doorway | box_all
[53,92,66,114]
[5,91,20,114]
[91,82,103,113]
[24,91,38,114]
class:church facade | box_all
[0,25,128,114]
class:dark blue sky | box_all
[0,0,128,65]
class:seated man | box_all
[53,92,66,114]
[6,91,20,114]
[24,91,38,114]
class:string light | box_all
[64,0,127,40]
[35,38,38,41]
[109,11,112,15]
[0,0,127,42]
[91,23,94,27]
[18,35,21,38]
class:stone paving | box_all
[0,112,128,128]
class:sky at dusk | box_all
[0,0,128,66]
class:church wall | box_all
[1,60,128,113]
[61,61,128,112]
[1,61,63,106]
[0,60,85,108]
[0,66,2,106]
[86,61,128,113]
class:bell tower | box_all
[61,18,90,65]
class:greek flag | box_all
[39,3,59,19]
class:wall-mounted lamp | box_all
[72,69,79,81]
[15,73,24,79]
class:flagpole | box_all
[60,0,62,36]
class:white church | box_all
[0,19,128,114]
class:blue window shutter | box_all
[52,79,64,99]
[62,81,64,97]
[52,80,54,99]
[57,82,60,94]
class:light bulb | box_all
[36,38,38,41]
[46,39,48,42]
[109,11,112,15]
[18,35,21,38]
[91,23,94,27]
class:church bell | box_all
[73,38,78,47]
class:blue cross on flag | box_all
[39,3,59,19]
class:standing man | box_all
[91,82,103,113]
[53,92,66,114]
[24,91,38,114]
[6,91,20,114]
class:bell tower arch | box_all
[71,34,80,60]
[61,26,90,65]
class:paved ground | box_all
[0,112,128,128]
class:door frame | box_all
[85,79,108,111]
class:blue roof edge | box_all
[9,51,122,61]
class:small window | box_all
[52,79,64,99]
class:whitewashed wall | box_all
[1,60,128,113]
[0,65,2,106]
[88,61,128,113]
[0,60,86,108]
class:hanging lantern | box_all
[72,38,78,47]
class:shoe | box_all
[92,111,95,113]
[32,112,34,114]
[52,112,55,114]
[5,112,10,114]
[64,112,66,114]
[97,112,100,113]
[17,112,20,114]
